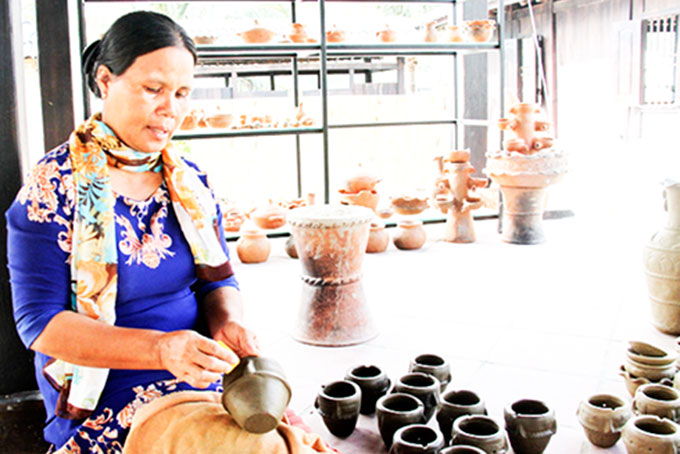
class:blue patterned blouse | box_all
[6,143,238,449]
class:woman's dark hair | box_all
[82,11,197,98]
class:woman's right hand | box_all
[158,330,240,389]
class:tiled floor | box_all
[229,202,677,454]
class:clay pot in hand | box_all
[389,424,444,454]
[345,364,391,415]
[408,354,451,392]
[634,384,680,423]
[315,380,362,438]
[437,390,487,444]
[622,415,680,454]
[250,200,286,230]
[238,21,275,43]
[462,20,496,43]
[221,356,291,434]
[503,399,556,454]
[576,394,632,448]
[366,221,390,253]
[236,228,271,264]
[393,219,426,251]
[377,393,426,449]
[451,415,509,453]
[393,372,440,422]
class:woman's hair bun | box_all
[82,40,102,97]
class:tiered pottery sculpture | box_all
[484,103,568,244]
[287,205,376,346]
[433,150,488,243]
[576,394,632,448]
[338,165,381,212]
[643,180,680,334]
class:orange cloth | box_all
[123,391,334,454]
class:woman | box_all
[6,11,259,452]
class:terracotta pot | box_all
[503,399,556,454]
[344,166,381,193]
[287,205,376,346]
[366,221,389,253]
[377,393,426,450]
[391,195,429,216]
[576,394,632,448]
[377,207,394,219]
[424,22,438,43]
[236,228,271,264]
[451,415,509,453]
[339,189,379,212]
[180,111,199,130]
[285,235,298,259]
[462,20,496,43]
[289,23,309,43]
[393,219,426,251]
[644,181,680,334]
[326,26,346,43]
[437,390,487,445]
[377,27,397,43]
[205,113,234,129]
[250,200,287,230]
[634,384,680,423]
[447,26,464,43]
[390,424,445,454]
[622,415,680,454]
[238,22,275,44]
[193,35,217,45]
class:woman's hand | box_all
[212,320,260,358]
[158,330,240,388]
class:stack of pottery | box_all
[432,149,489,243]
[643,180,680,334]
[576,394,632,448]
[503,399,556,454]
[338,165,381,212]
[436,390,487,444]
[484,103,568,244]
[620,341,677,397]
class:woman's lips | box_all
[147,125,170,140]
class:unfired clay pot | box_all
[622,415,680,454]
[287,205,376,346]
[451,415,509,453]
[236,228,271,264]
[366,221,389,253]
[644,180,680,334]
[503,399,556,454]
[576,394,632,448]
[390,424,444,454]
[393,219,426,250]
[634,384,680,423]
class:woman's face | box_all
[96,46,194,154]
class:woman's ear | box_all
[95,65,113,99]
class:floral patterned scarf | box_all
[45,113,233,419]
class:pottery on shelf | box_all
[408,354,451,392]
[237,21,275,43]
[462,20,496,43]
[204,112,234,129]
[424,22,438,43]
[366,220,390,253]
[622,415,680,454]
[377,393,426,450]
[377,25,397,43]
[250,200,287,230]
[180,110,200,130]
[345,365,391,415]
[193,35,217,45]
[315,380,362,438]
[236,227,271,264]
[451,415,509,453]
[433,151,488,243]
[576,394,632,448]
[339,165,381,212]
[634,384,680,423]
[644,180,680,335]
[391,195,429,216]
[288,23,315,43]
[326,25,346,43]
[221,356,291,434]
[393,219,426,251]
[484,103,568,244]
[389,424,445,454]
[392,372,440,422]
[447,25,464,43]
[287,205,376,346]
[437,390,488,445]
[503,399,557,454]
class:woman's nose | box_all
[158,93,178,118]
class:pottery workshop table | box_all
[287,205,376,346]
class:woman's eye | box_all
[145,86,161,94]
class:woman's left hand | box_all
[212,320,260,358]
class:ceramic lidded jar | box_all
[236,228,271,264]
[366,221,390,253]
[503,399,557,454]
[576,394,632,448]
[451,415,509,454]
[643,180,680,334]
[393,219,426,250]
[389,424,445,454]
[622,415,680,454]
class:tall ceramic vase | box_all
[643,181,680,334]
[287,205,377,346]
